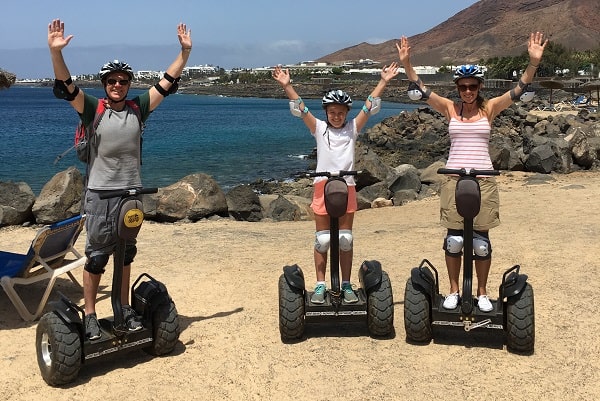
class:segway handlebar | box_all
[437,168,500,177]
[306,170,361,178]
[99,187,159,200]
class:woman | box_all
[397,32,547,312]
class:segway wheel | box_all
[403,277,432,343]
[278,274,305,341]
[506,283,535,354]
[36,312,81,386]
[144,299,180,356]
[366,271,394,336]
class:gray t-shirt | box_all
[81,92,150,190]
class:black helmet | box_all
[99,60,134,81]
[322,89,352,109]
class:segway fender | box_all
[283,264,305,291]
[47,297,83,326]
[501,271,529,299]
[359,260,383,292]
[410,265,435,297]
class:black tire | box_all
[506,283,535,353]
[144,299,180,356]
[278,274,305,341]
[403,277,432,343]
[36,312,81,386]
[366,271,394,336]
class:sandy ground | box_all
[1,170,599,401]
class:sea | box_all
[0,86,418,194]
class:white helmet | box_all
[99,60,134,81]
[453,65,485,83]
[322,89,352,109]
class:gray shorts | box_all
[83,190,137,258]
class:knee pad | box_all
[473,231,492,260]
[339,229,353,252]
[85,254,109,275]
[314,230,330,253]
[124,244,137,265]
[444,232,464,256]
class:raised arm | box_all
[148,23,192,111]
[487,32,548,120]
[396,36,453,119]
[48,19,84,113]
[272,66,317,133]
[354,62,400,132]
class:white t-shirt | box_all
[311,118,358,186]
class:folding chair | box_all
[0,215,86,321]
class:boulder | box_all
[226,184,263,222]
[0,181,35,226]
[32,167,83,224]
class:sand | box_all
[1,170,599,401]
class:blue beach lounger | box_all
[0,215,86,321]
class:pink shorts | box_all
[310,180,358,216]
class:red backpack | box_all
[55,99,143,164]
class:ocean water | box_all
[0,86,417,194]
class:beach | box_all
[1,170,599,400]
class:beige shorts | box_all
[440,176,500,231]
[311,180,358,216]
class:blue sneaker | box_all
[311,284,326,304]
[342,282,359,303]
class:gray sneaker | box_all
[85,313,101,340]
[342,283,359,303]
[123,305,143,331]
[311,284,326,304]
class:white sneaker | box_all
[443,292,459,309]
[478,295,493,312]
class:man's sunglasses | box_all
[457,84,479,92]
[106,79,130,86]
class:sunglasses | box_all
[457,84,479,92]
[106,78,130,86]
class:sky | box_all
[1,0,480,79]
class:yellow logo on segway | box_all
[123,208,144,228]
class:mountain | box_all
[317,0,600,66]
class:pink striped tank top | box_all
[446,116,493,170]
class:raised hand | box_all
[396,36,411,65]
[528,32,548,63]
[272,65,291,87]
[47,19,73,51]
[381,62,400,82]
[177,23,192,49]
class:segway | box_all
[278,170,394,341]
[404,168,535,353]
[36,187,180,386]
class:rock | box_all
[32,166,83,224]
[226,184,263,222]
[0,181,35,226]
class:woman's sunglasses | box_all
[457,84,479,92]
[107,79,130,86]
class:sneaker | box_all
[311,284,326,304]
[123,305,143,331]
[85,313,102,340]
[478,295,493,312]
[443,292,459,310]
[342,282,359,304]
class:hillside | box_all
[317,0,600,66]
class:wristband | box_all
[181,47,192,52]
[362,105,370,114]
[301,106,309,115]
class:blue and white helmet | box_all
[99,60,134,81]
[322,89,352,109]
[453,65,485,83]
